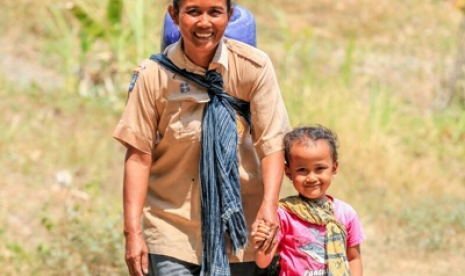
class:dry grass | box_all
[1,0,464,275]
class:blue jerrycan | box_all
[160,5,257,51]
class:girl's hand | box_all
[251,220,272,250]
[251,201,280,254]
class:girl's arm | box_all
[347,244,363,276]
[252,220,279,268]
[255,244,279,268]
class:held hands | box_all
[251,201,280,255]
[251,218,279,255]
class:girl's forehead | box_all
[289,140,332,160]
[292,138,328,149]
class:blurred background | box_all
[0,0,464,275]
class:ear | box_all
[168,5,179,25]
[228,6,234,21]
[285,165,292,180]
[332,161,339,175]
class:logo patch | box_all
[128,73,139,93]
[180,82,190,93]
[128,62,147,93]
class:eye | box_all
[297,167,308,173]
[316,166,327,172]
[209,8,224,16]
[186,8,200,16]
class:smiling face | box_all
[285,139,338,200]
[169,0,232,67]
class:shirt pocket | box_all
[162,83,210,143]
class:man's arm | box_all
[252,150,284,253]
[123,146,152,276]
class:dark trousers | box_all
[148,254,280,276]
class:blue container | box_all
[161,5,257,51]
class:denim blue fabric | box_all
[149,254,201,276]
[148,254,275,276]
[150,54,249,276]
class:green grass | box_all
[1,0,465,275]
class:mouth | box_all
[304,183,321,189]
[194,32,214,39]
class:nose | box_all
[198,13,212,27]
[306,172,317,183]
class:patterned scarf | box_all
[150,54,249,276]
[279,196,351,276]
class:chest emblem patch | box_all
[180,82,190,93]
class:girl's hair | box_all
[171,0,232,14]
[283,125,339,164]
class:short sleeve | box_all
[249,57,291,158]
[333,199,366,248]
[113,60,159,154]
[345,211,365,248]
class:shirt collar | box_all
[165,38,229,75]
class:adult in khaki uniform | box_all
[113,0,290,275]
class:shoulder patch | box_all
[127,61,148,93]
[226,39,267,67]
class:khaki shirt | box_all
[113,38,290,264]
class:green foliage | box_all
[42,5,79,92]
[341,37,355,86]
[42,0,144,97]
[69,3,106,53]
[34,201,126,275]
[368,82,396,131]
[67,0,128,55]
[107,0,123,26]
[398,198,465,250]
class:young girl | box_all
[252,125,365,276]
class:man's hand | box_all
[251,201,279,255]
[253,150,284,255]
[125,232,149,276]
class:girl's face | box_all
[285,139,338,200]
[169,0,232,67]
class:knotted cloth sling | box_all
[279,196,351,276]
[150,53,250,276]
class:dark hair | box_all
[172,0,232,14]
[283,125,339,165]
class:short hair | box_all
[283,124,339,165]
[171,0,232,14]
